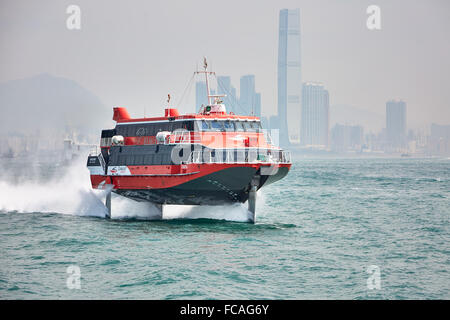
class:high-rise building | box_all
[269,115,280,130]
[278,8,302,145]
[300,82,329,148]
[331,124,364,152]
[254,93,261,117]
[386,100,407,148]
[239,75,255,115]
[195,81,208,113]
[427,123,450,156]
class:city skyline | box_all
[1,0,449,130]
[386,100,407,149]
[0,1,449,156]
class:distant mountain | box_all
[0,73,111,135]
[330,104,385,133]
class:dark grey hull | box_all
[114,166,290,205]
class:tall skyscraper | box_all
[300,82,329,148]
[254,92,261,117]
[240,75,255,115]
[216,75,231,110]
[231,87,238,111]
[195,81,208,113]
[428,123,450,156]
[386,100,407,148]
[278,8,302,145]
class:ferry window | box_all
[201,120,210,131]
[119,155,127,165]
[249,121,260,132]
[129,125,137,136]
[154,154,162,165]
[223,120,234,131]
[145,155,153,164]
[163,154,172,165]
[115,126,125,136]
[242,121,254,132]
[135,127,146,136]
[135,155,144,165]
[235,121,245,132]
[145,124,154,136]
[234,121,244,131]
[172,122,181,131]
[210,120,224,131]
[101,129,116,138]
[155,123,166,132]
[193,120,200,132]
[182,121,194,131]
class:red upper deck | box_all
[113,107,260,124]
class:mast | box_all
[195,57,215,106]
[204,58,211,105]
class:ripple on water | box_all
[0,158,449,299]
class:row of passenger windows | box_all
[199,120,261,132]
[108,145,184,165]
[108,148,281,166]
[115,120,262,137]
[111,153,175,166]
[116,121,194,137]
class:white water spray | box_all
[0,156,107,217]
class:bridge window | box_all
[223,120,234,131]
[242,121,253,132]
[194,119,262,132]
[210,120,224,131]
[200,120,210,131]
[235,121,245,132]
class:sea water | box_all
[0,156,448,299]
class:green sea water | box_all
[0,157,449,299]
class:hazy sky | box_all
[1,0,449,130]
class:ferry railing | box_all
[191,151,202,164]
[188,149,292,165]
[262,129,273,145]
[167,131,202,145]
[281,150,291,163]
